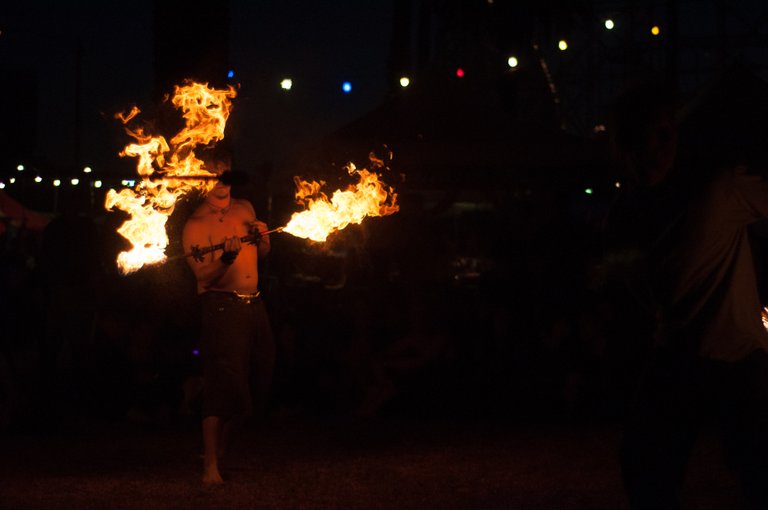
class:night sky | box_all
[0,0,394,181]
[3,1,768,194]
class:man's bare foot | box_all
[202,465,224,485]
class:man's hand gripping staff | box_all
[171,226,284,263]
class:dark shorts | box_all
[199,291,275,419]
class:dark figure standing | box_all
[39,192,99,419]
[603,83,768,509]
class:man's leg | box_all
[202,415,223,484]
[620,350,700,510]
[719,350,768,509]
[218,415,244,460]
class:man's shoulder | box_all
[708,164,752,184]
[232,198,256,215]
[701,164,756,201]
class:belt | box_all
[204,289,261,304]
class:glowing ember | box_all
[283,160,399,242]
[106,82,236,274]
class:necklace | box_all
[206,200,231,222]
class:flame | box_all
[283,161,399,242]
[105,82,237,274]
[116,106,140,124]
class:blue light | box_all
[192,349,200,356]
[342,81,352,93]
[227,70,234,79]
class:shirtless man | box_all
[182,166,275,484]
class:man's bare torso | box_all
[183,198,260,294]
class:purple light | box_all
[192,349,200,356]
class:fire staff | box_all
[182,162,275,485]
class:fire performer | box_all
[182,159,275,484]
[602,82,768,509]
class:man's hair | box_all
[200,142,233,172]
[609,83,678,155]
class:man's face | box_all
[209,160,231,199]
[637,111,678,186]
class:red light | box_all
[456,68,465,78]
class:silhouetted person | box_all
[0,192,49,429]
[182,159,275,484]
[39,192,99,418]
[603,82,768,509]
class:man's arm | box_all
[243,201,270,258]
[700,165,768,227]
[182,218,241,290]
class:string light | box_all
[0,12,678,199]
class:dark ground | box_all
[0,179,757,509]
[0,414,748,510]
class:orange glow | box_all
[283,160,399,242]
[116,106,140,124]
[105,81,236,274]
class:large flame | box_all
[105,82,236,274]
[283,161,399,242]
